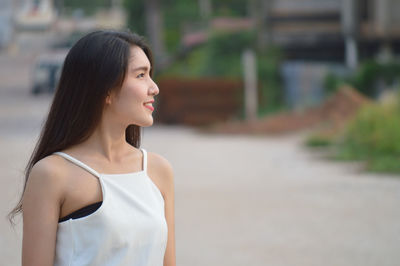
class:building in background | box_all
[14,0,56,30]
[265,0,400,63]
[261,0,400,109]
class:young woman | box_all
[9,30,176,266]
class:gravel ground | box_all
[1,53,400,266]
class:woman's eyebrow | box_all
[131,66,151,72]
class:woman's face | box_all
[106,45,159,127]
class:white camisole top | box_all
[52,148,168,266]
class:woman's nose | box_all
[149,79,159,95]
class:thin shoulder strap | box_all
[140,148,147,172]
[53,152,101,178]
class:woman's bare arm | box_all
[21,158,65,266]
[161,160,176,266]
[149,153,176,266]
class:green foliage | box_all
[342,103,400,155]
[123,0,200,52]
[350,60,381,97]
[209,30,256,57]
[323,72,347,96]
[163,0,200,51]
[367,155,400,173]
[305,134,334,147]
[213,0,249,17]
[323,60,400,98]
[206,30,257,76]
[160,46,210,77]
[123,0,146,35]
[335,91,400,173]
[257,46,284,115]
[63,0,111,15]
[161,30,257,77]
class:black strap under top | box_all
[59,201,103,223]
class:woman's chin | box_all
[138,118,154,127]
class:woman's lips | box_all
[144,103,154,111]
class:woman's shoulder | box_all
[146,151,174,196]
[24,154,71,206]
[147,151,173,177]
[28,154,71,190]
[32,153,70,176]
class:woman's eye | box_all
[136,73,145,78]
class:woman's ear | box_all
[105,92,113,105]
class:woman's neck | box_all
[78,119,133,163]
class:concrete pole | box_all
[242,49,258,121]
[341,0,359,70]
[345,36,358,70]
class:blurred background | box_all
[1,0,400,265]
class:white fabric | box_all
[53,148,167,266]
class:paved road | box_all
[1,53,400,266]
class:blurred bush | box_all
[336,91,400,173]
[305,133,335,147]
[323,60,400,98]
[257,46,284,116]
[323,72,347,96]
[307,88,400,174]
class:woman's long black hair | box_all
[9,30,154,224]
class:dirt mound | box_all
[206,86,371,135]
